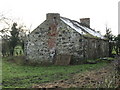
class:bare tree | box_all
[0,12,12,56]
[0,13,12,39]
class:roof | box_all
[60,17,105,39]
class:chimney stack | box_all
[46,13,60,20]
[80,18,90,28]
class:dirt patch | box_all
[32,59,120,88]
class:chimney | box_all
[46,13,60,20]
[80,18,90,28]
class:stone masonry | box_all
[24,13,109,65]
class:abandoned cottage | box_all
[24,13,109,65]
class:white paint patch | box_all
[49,48,56,58]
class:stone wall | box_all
[56,20,85,64]
[24,14,109,65]
[84,38,109,60]
[24,21,51,64]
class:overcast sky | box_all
[0,0,119,35]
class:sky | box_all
[118,1,120,34]
[0,0,119,35]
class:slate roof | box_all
[60,17,105,39]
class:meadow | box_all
[2,57,111,88]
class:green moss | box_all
[83,33,99,39]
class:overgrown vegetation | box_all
[104,27,120,56]
[2,57,110,88]
[0,13,28,57]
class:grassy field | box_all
[2,57,110,88]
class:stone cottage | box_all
[24,13,109,65]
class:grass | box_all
[2,57,110,88]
